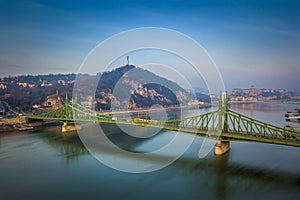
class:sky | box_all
[0,0,299,92]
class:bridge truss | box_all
[28,93,300,147]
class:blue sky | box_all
[0,0,299,92]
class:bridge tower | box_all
[62,93,69,132]
[214,92,230,155]
[62,93,76,133]
[65,93,69,120]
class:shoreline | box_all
[0,121,62,133]
[228,101,300,105]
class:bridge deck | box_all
[28,96,300,148]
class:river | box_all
[0,103,300,200]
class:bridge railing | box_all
[179,110,219,130]
[28,97,300,147]
[158,105,300,145]
[225,109,299,140]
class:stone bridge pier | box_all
[214,140,230,155]
[62,122,77,133]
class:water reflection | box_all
[40,128,300,192]
[1,126,300,200]
[230,103,285,112]
[1,102,300,200]
[42,131,89,163]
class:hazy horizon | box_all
[0,64,298,94]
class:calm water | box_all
[1,104,300,200]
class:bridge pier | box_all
[61,122,77,133]
[214,140,230,156]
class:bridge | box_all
[28,93,300,155]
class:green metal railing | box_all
[28,92,300,147]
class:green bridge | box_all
[28,93,300,155]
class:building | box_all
[0,83,7,89]
[41,81,52,87]
[42,94,63,110]
[230,87,292,102]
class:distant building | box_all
[230,87,291,102]
[42,94,63,110]
[17,82,35,88]
[80,96,94,109]
[17,82,28,87]
[0,83,7,89]
[57,80,66,85]
[28,83,35,88]
[32,104,40,109]
[41,81,52,87]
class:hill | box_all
[78,64,191,110]
[0,64,192,112]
